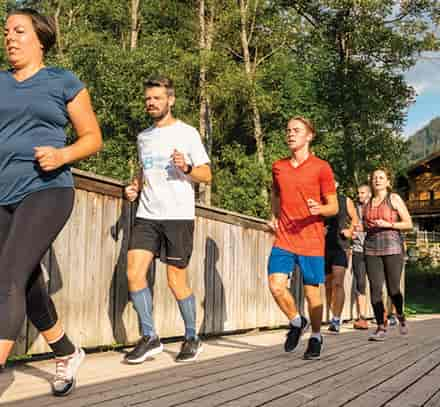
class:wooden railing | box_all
[13,169,379,357]
[407,199,440,213]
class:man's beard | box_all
[149,107,169,121]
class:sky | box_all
[403,53,440,137]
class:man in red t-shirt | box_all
[268,117,338,360]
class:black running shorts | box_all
[325,248,348,275]
[129,218,195,269]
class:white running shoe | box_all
[52,348,85,397]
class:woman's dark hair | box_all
[7,8,56,54]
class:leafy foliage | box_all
[1,0,438,216]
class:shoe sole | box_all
[368,336,386,341]
[285,320,310,353]
[125,343,164,364]
[52,348,85,397]
[176,344,204,363]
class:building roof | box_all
[408,150,440,176]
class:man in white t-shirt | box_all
[124,76,212,364]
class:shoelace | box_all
[54,357,72,382]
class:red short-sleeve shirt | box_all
[272,155,336,256]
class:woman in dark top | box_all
[0,8,102,396]
[363,168,412,341]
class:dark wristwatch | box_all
[183,164,193,174]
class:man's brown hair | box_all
[144,76,175,97]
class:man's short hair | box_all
[144,76,175,97]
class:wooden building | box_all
[407,150,440,231]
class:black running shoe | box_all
[284,316,309,353]
[125,336,163,364]
[303,336,322,360]
[176,337,203,362]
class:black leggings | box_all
[0,188,74,341]
[365,254,404,326]
[352,252,367,295]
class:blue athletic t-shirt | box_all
[0,67,85,204]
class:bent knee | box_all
[269,283,286,298]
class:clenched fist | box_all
[171,149,188,172]
[125,178,140,202]
[34,146,67,171]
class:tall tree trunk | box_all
[198,0,214,205]
[54,1,63,57]
[238,0,267,200]
[130,0,140,50]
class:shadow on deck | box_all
[2,316,440,407]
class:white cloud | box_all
[405,52,440,96]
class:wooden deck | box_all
[2,315,440,407]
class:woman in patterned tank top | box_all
[363,168,413,341]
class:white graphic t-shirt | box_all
[136,120,210,220]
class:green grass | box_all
[405,297,440,315]
[405,257,440,315]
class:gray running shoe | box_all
[368,328,387,341]
[125,336,163,364]
[397,315,408,335]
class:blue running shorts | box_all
[268,246,325,285]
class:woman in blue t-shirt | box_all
[0,8,102,396]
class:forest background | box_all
[1,0,439,218]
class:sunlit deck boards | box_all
[2,315,440,407]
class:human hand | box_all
[34,146,67,171]
[125,178,140,202]
[171,149,188,172]
[307,198,321,215]
[268,218,279,233]
[375,219,393,228]
[341,228,351,238]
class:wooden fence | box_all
[13,169,381,357]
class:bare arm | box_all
[34,89,103,171]
[125,169,143,202]
[184,164,212,184]
[268,187,280,232]
[171,150,212,183]
[308,193,338,217]
[390,194,413,230]
[341,197,359,238]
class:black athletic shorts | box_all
[129,218,195,268]
[325,248,348,275]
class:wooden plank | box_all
[195,206,270,232]
[26,252,52,354]
[67,333,366,407]
[96,194,120,346]
[74,176,123,198]
[365,354,440,407]
[112,200,138,344]
[424,389,440,407]
[281,340,440,407]
[53,190,88,347]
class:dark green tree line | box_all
[1,0,439,216]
